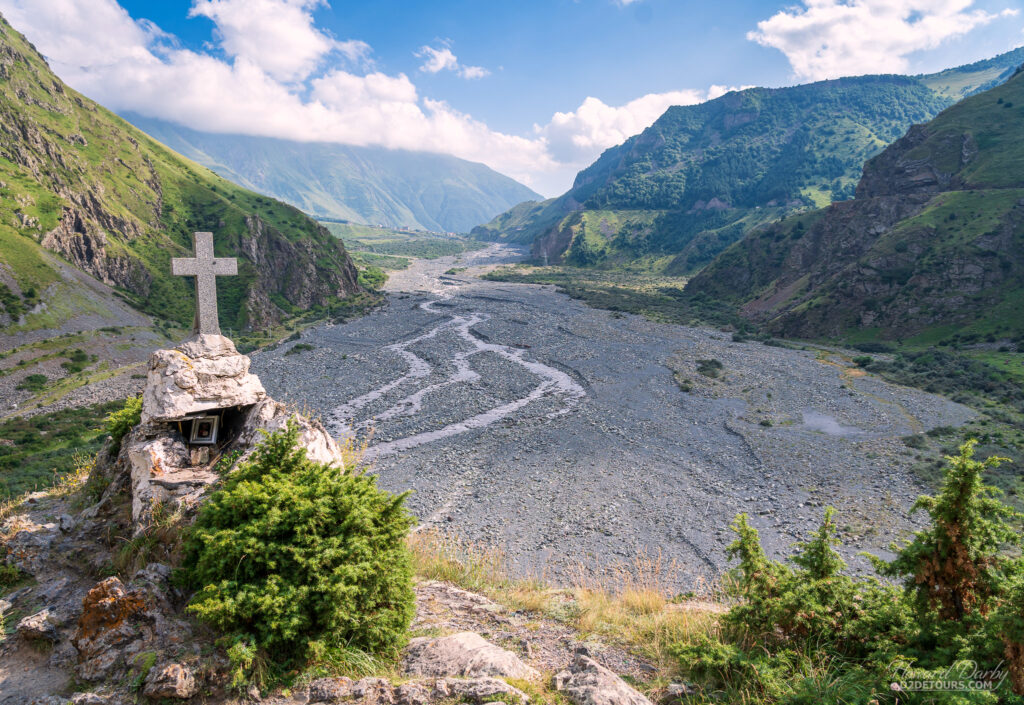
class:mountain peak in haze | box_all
[121,114,541,234]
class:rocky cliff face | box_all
[687,65,1024,340]
[0,13,360,331]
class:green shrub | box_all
[881,441,1020,621]
[719,510,912,664]
[104,396,142,455]
[674,441,1024,702]
[878,440,1024,669]
[284,343,314,356]
[16,373,47,391]
[696,358,724,378]
[0,400,121,499]
[180,421,415,678]
[902,433,928,450]
[357,266,387,290]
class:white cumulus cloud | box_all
[188,0,370,81]
[749,0,1018,81]
[0,0,738,195]
[536,87,748,164]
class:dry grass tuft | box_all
[558,551,722,673]
[408,529,511,593]
[51,452,96,498]
[339,428,373,473]
[112,504,188,577]
[407,531,723,679]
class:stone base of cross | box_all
[171,232,238,336]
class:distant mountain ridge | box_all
[0,13,360,333]
[122,115,541,234]
[686,65,1024,340]
[472,47,1024,274]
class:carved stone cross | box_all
[171,232,237,336]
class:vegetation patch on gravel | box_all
[0,399,122,498]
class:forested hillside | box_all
[473,48,1024,274]
[687,65,1024,342]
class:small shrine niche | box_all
[140,232,268,465]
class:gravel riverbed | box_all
[251,244,974,587]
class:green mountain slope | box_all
[0,13,360,334]
[122,115,540,234]
[686,66,1024,341]
[473,48,1024,274]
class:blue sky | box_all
[2,0,1023,195]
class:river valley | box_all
[250,244,974,587]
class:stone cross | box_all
[171,232,237,336]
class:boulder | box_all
[17,608,59,642]
[141,334,265,424]
[69,695,111,705]
[237,398,345,466]
[439,677,530,703]
[308,677,529,705]
[71,576,190,683]
[394,682,431,705]
[352,677,396,704]
[142,662,198,699]
[554,654,653,705]
[403,632,539,680]
[309,677,354,703]
[71,578,149,681]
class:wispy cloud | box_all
[749,0,1018,81]
[416,41,490,79]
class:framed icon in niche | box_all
[189,415,219,445]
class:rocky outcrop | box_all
[17,607,59,642]
[127,334,342,524]
[40,204,151,295]
[308,676,530,705]
[141,334,266,424]
[855,124,974,198]
[403,631,540,680]
[125,429,216,523]
[126,395,344,524]
[241,215,360,330]
[554,653,654,705]
[143,662,198,699]
[71,569,192,683]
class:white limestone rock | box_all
[17,607,59,642]
[403,632,539,680]
[554,654,653,705]
[126,431,217,523]
[126,334,344,526]
[237,398,345,467]
[141,334,265,424]
[143,662,198,699]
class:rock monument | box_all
[122,231,344,525]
